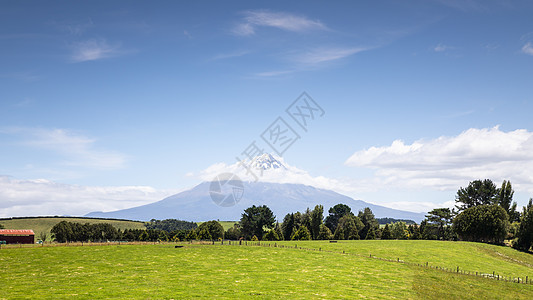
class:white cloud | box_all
[380,200,456,214]
[345,126,533,193]
[0,176,177,218]
[211,50,250,61]
[254,69,295,77]
[254,47,368,77]
[434,43,454,52]
[295,47,369,65]
[1,127,127,170]
[233,10,326,36]
[70,39,121,62]
[522,42,533,56]
[194,155,360,195]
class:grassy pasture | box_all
[1,240,533,299]
[0,217,146,242]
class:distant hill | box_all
[377,218,416,225]
[0,216,146,242]
[86,181,426,223]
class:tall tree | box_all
[334,215,363,240]
[391,222,408,239]
[381,224,392,240]
[310,205,324,239]
[497,180,519,222]
[281,213,295,241]
[515,198,533,252]
[425,208,452,240]
[240,205,275,240]
[358,207,379,240]
[274,222,284,241]
[325,204,352,233]
[455,179,498,211]
[300,208,312,235]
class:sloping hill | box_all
[0,217,146,242]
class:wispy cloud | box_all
[522,42,533,56]
[211,50,250,61]
[254,69,295,77]
[0,176,178,218]
[254,47,369,77]
[294,47,369,65]
[0,127,127,170]
[233,10,327,36]
[345,126,533,193]
[70,39,122,62]
[433,43,454,52]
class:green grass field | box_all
[0,217,146,242]
[1,240,532,299]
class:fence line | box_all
[212,240,533,286]
[3,239,531,285]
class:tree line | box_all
[48,178,533,253]
[50,219,199,243]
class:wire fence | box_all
[2,239,531,285]
[213,240,533,286]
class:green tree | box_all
[358,207,379,240]
[310,205,324,239]
[325,204,353,233]
[497,180,520,222]
[334,215,362,240]
[197,228,212,240]
[391,222,408,239]
[274,222,284,241]
[240,205,275,240]
[290,226,311,240]
[224,224,242,240]
[50,221,74,243]
[300,208,312,235]
[455,179,498,211]
[515,199,533,251]
[452,205,509,244]
[281,213,295,241]
[425,208,453,240]
[263,229,281,241]
[407,224,420,240]
[145,219,197,232]
[185,229,197,241]
[0,223,4,229]
[381,224,392,240]
[197,220,224,240]
[317,224,333,240]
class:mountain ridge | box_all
[86,181,426,222]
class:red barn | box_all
[0,229,35,244]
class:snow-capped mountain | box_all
[86,154,427,222]
[249,153,287,170]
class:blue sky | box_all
[1,0,533,217]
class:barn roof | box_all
[0,229,35,235]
